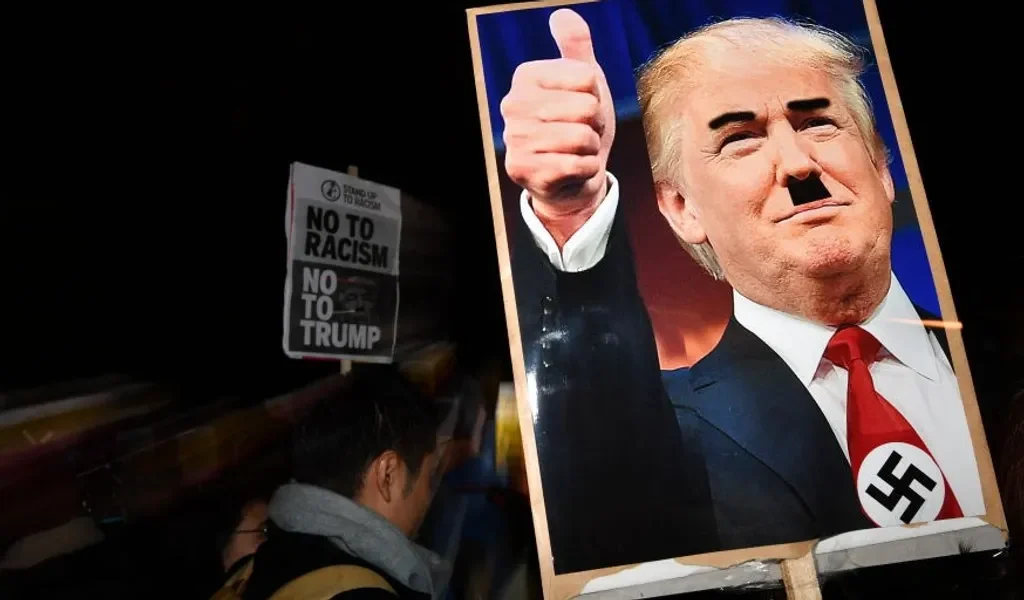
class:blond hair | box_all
[636,17,887,280]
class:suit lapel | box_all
[914,304,951,363]
[678,318,872,535]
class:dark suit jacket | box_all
[664,316,875,549]
[666,306,952,550]
[511,192,957,561]
[510,195,719,574]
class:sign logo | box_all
[321,179,342,202]
[856,442,944,526]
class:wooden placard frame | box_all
[465,1,1008,598]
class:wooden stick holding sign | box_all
[781,553,822,600]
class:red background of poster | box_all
[497,117,733,369]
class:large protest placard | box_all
[467,0,1007,598]
[283,162,401,363]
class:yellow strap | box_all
[269,564,396,600]
[210,558,255,600]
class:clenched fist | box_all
[500,9,616,240]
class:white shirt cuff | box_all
[518,172,619,273]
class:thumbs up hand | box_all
[500,9,616,239]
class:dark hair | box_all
[292,365,439,498]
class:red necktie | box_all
[825,326,962,526]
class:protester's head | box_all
[637,18,895,321]
[292,365,444,537]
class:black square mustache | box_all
[787,174,832,205]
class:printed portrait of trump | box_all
[496,5,986,572]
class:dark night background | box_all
[0,1,1021,596]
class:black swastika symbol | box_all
[865,450,938,523]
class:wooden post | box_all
[781,552,822,600]
[340,164,360,376]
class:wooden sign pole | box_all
[781,552,822,600]
[339,164,359,376]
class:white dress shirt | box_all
[519,173,620,273]
[520,172,985,518]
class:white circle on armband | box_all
[855,441,945,527]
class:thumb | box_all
[549,8,596,63]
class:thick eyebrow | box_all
[787,97,830,112]
[707,98,831,130]
[708,110,756,130]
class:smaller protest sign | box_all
[282,162,401,362]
